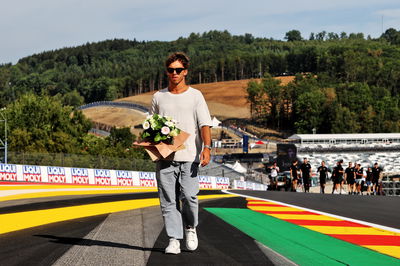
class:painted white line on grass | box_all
[222,190,400,234]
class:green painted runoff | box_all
[205,208,399,266]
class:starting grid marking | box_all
[244,197,400,259]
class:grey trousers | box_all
[156,160,199,239]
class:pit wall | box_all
[0,163,239,190]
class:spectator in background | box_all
[365,167,373,195]
[372,162,382,195]
[355,164,364,195]
[290,160,299,192]
[345,162,356,195]
[332,160,344,194]
[300,158,312,193]
[317,161,329,194]
[269,162,279,190]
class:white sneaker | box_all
[185,227,198,251]
[165,238,181,254]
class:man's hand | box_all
[200,148,211,167]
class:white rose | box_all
[161,126,170,135]
[165,121,174,127]
[142,121,150,130]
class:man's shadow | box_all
[34,234,165,253]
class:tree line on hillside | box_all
[1,28,400,107]
[247,74,400,134]
[0,28,399,157]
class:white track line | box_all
[222,190,400,234]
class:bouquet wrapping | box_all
[133,114,189,161]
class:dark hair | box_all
[165,52,190,69]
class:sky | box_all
[1,0,400,64]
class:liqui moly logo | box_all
[117,170,133,186]
[71,168,89,178]
[198,175,213,189]
[94,169,111,178]
[139,172,156,187]
[47,166,65,176]
[116,170,132,179]
[216,177,229,188]
[235,180,246,190]
[47,166,66,183]
[0,164,16,173]
[0,164,17,181]
[139,172,155,180]
[23,165,42,182]
[71,168,89,184]
[23,165,41,174]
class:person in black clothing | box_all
[371,162,382,195]
[355,164,364,195]
[300,158,312,193]
[345,162,356,195]
[317,161,329,194]
[332,160,344,194]
[290,160,299,192]
[365,167,373,195]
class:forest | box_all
[0,28,400,157]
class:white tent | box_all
[212,117,222,128]
[232,161,247,174]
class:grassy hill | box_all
[83,77,294,137]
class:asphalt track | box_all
[0,189,399,265]
[230,190,400,229]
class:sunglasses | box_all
[167,67,186,74]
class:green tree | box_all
[285,30,302,42]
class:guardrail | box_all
[79,101,149,113]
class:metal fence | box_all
[78,101,149,113]
[5,152,155,172]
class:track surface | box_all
[230,190,400,229]
[0,189,399,265]
[147,197,272,265]
[0,194,272,265]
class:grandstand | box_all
[288,133,400,174]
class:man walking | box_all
[150,52,212,254]
[269,162,279,190]
[345,162,356,195]
[317,161,329,194]
[290,160,299,192]
[371,162,382,195]
[300,158,312,193]
[332,160,344,194]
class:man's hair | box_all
[165,52,190,69]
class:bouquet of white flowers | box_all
[141,114,180,143]
[134,114,189,161]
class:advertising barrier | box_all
[0,163,267,191]
[0,164,17,181]
[232,180,268,191]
